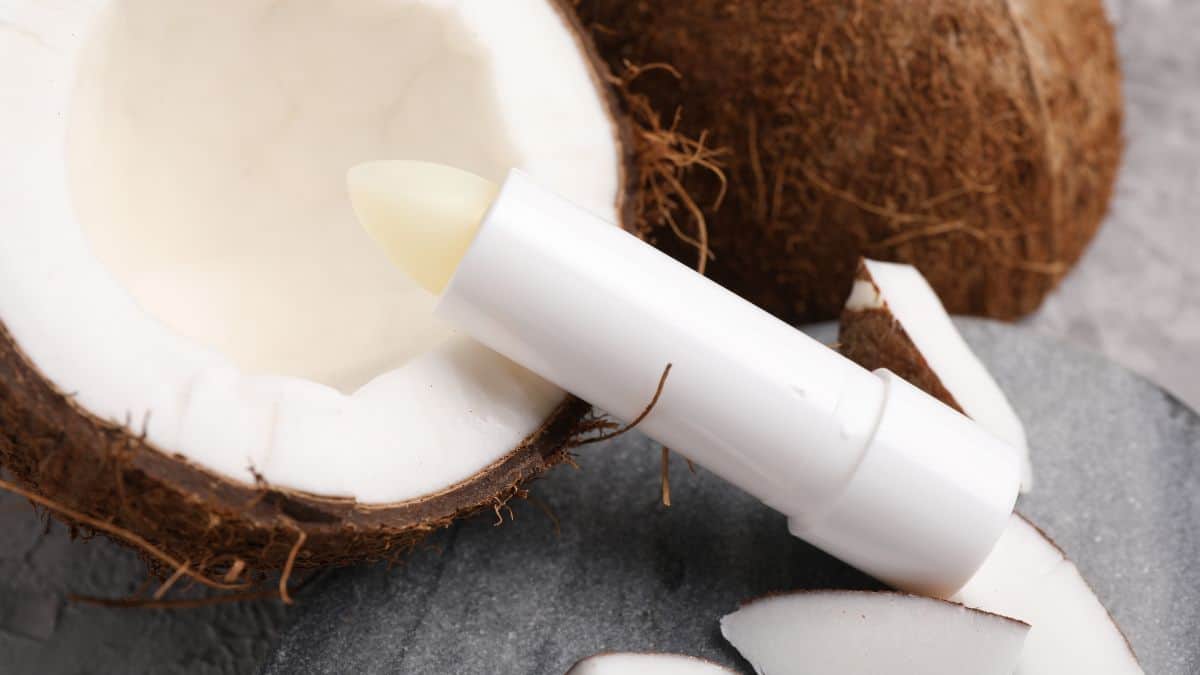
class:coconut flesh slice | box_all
[566,653,735,675]
[720,590,1029,675]
[840,258,1034,491]
[953,514,1143,674]
[0,0,627,572]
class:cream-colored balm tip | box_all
[347,160,499,294]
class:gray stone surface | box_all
[262,320,1200,675]
[4,320,1194,674]
[1031,0,1200,412]
[0,508,286,674]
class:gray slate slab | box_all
[260,320,1200,675]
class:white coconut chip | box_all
[953,514,1143,674]
[0,0,621,502]
[720,590,1029,675]
[847,259,1034,491]
[566,653,735,675]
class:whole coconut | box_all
[577,0,1124,321]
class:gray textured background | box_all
[1,1,1198,673]
[261,321,1199,674]
[1032,0,1200,412]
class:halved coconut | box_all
[840,258,1034,491]
[567,653,734,675]
[0,0,631,576]
[720,590,1029,675]
[952,514,1143,674]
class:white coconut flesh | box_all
[720,590,1029,675]
[566,653,735,675]
[0,0,621,503]
[847,259,1034,490]
[952,514,1143,674]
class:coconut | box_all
[0,0,641,591]
[718,516,1142,674]
[953,514,1143,674]
[575,0,1124,322]
[839,258,1033,491]
[567,653,734,675]
[720,590,1029,675]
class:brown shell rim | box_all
[838,259,965,414]
[729,587,1031,630]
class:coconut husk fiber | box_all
[0,317,593,596]
[837,262,966,413]
[576,0,1124,322]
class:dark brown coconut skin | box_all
[840,306,964,412]
[576,0,1124,322]
[0,321,591,574]
[0,0,629,578]
[837,260,965,413]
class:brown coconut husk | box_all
[837,262,964,413]
[575,0,1124,322]
[839,306,964,412]
[0,320,594,589]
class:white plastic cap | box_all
[788,370,1020,597]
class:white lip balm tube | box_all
[350,163,1020,597]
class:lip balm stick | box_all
[348,161,1020,597]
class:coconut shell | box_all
[0,320,593,577]
[839,305,964,411]
[576,0,1124,322]
[0,0,631,583]
[838,263,964,413]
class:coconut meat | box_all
[848,259,1033,489]
[720,590,1029,675]
[952,515,1143,674]
[566,653,734,675]
[0,0,621,503]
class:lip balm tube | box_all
[349,162,1020,597]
